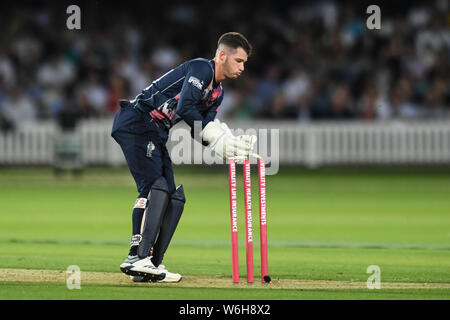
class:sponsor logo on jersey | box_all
[188,76,204,90]
[146,141,155,158]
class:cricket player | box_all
[111,32,256,283]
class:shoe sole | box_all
[120,263,134,275]
[131,275,153,282]
[131,275,183,283]
[120,265,166,281]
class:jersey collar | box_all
[209,59,220,87]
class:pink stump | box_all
[228,159,239,283]
[243,159,254,283]
[258,159,269,282]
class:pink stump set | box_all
[228,158,270,283]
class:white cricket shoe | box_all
[120,255,139,273]
[130,264,182,283]
[124,257,166,280]
[157,265,182,283]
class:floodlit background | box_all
[0,0,449,167]
[0,0,449,166]
[1,0,449,123]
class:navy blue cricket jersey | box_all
[131,58,224,132]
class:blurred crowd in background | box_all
[0,0,449,131]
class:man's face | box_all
[222,47,248,79]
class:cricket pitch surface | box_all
[1,268,449,290]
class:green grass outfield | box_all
[0,166,449,300]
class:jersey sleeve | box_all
[176,60,214,130]
[193,99,222,146]
[203,101,219,123]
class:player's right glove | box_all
[200,120,251,160]
[217,120,257,149]
[216,119,260,161]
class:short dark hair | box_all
[217,32,252,56]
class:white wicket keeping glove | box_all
[237,134,257,152]
[200,120,251,160]
[216,119,233,136]
[217,120,260,161]
[216,119,257,152]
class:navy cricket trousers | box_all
[111,104,176,197]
